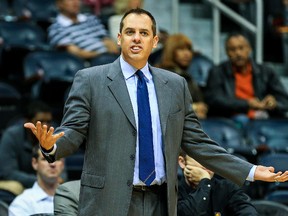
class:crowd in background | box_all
[1,0,288,215]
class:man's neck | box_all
[38,179,59,196]
[62,12,78,23]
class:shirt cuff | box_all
[40,144,57,156]
[246,165,257,182]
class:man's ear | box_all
[178,156,186,169]
[152,35,159,48]
[31,158,38,171]
[117,33,121,46]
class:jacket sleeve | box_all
[54,182,80,215]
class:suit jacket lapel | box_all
[150,67,172,137]
[107,60,136,129]
[106,62,173,134]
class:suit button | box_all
[132,130,136,136]
[130,154,135,161]
[127,180,132,187]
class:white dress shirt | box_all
[120,56,166,185]
[9,182,54,216]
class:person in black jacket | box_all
[177,149,259,216]
[205,32,288,127]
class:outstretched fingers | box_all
[275,171,288,182]
[24,122,37,135]
[53,131,65,140]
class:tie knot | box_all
[136,70,145,80]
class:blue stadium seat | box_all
[200,118,256,160]
[251,200,288,216]
[23,50,85,121]
[0,21,49,88]
[265,190,288,206]
[245,119,288,153]
[0,82,22,137]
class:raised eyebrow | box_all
[124,27,135,32]
[124,27,150,32]
[139,28,150,33]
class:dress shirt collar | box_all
[56,13,87,27]
[32,182,53,202]
[120,55,151,81]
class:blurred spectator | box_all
[48,0,119,66]
[205,32,288,127]
[81,0,115,29]
[8,145,65,216]
[177,149,258,216]
[148,28,169,66]
[113,0,143,15]
[157,34,208,119]
[81,0,115,16]
[186,52,214,90]
[108,0,144,42]
[0,101,54,205]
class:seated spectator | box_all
[0,101,54,205]
[205,32,288,127]
[157,33,208,119]
[186,51,214,90]
[48,0,119,66]
[54,180,80,215]
[148,28,169,66]
[8,145,65,216]
[177,149,258,216]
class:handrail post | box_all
[255,0,263,64]
[213,1,221,65]
[171,0,179,33]
[206,0,263,64]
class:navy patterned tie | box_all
[136,70,155,186]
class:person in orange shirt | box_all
[205,32,288,126]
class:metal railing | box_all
[206,0,263,64]
[171,0,179,33]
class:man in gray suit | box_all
[24,8,288,216]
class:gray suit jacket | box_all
[47,58,253,216]
[54,180,80,215]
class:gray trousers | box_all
[128,185,167,216]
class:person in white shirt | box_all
[48,0,119,66]
[8,146,65,216]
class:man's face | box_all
[226,35,251,68]
[174,47,193,69]
[117,13,159,69]
[57,0,80,17]
[32,150,64,184]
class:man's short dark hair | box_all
[24,100,52,120]
[119,8,157,36]
[32,145,40,159]
[225,32,251,49]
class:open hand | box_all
[24,121,64,151]
[254,165,288,182]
